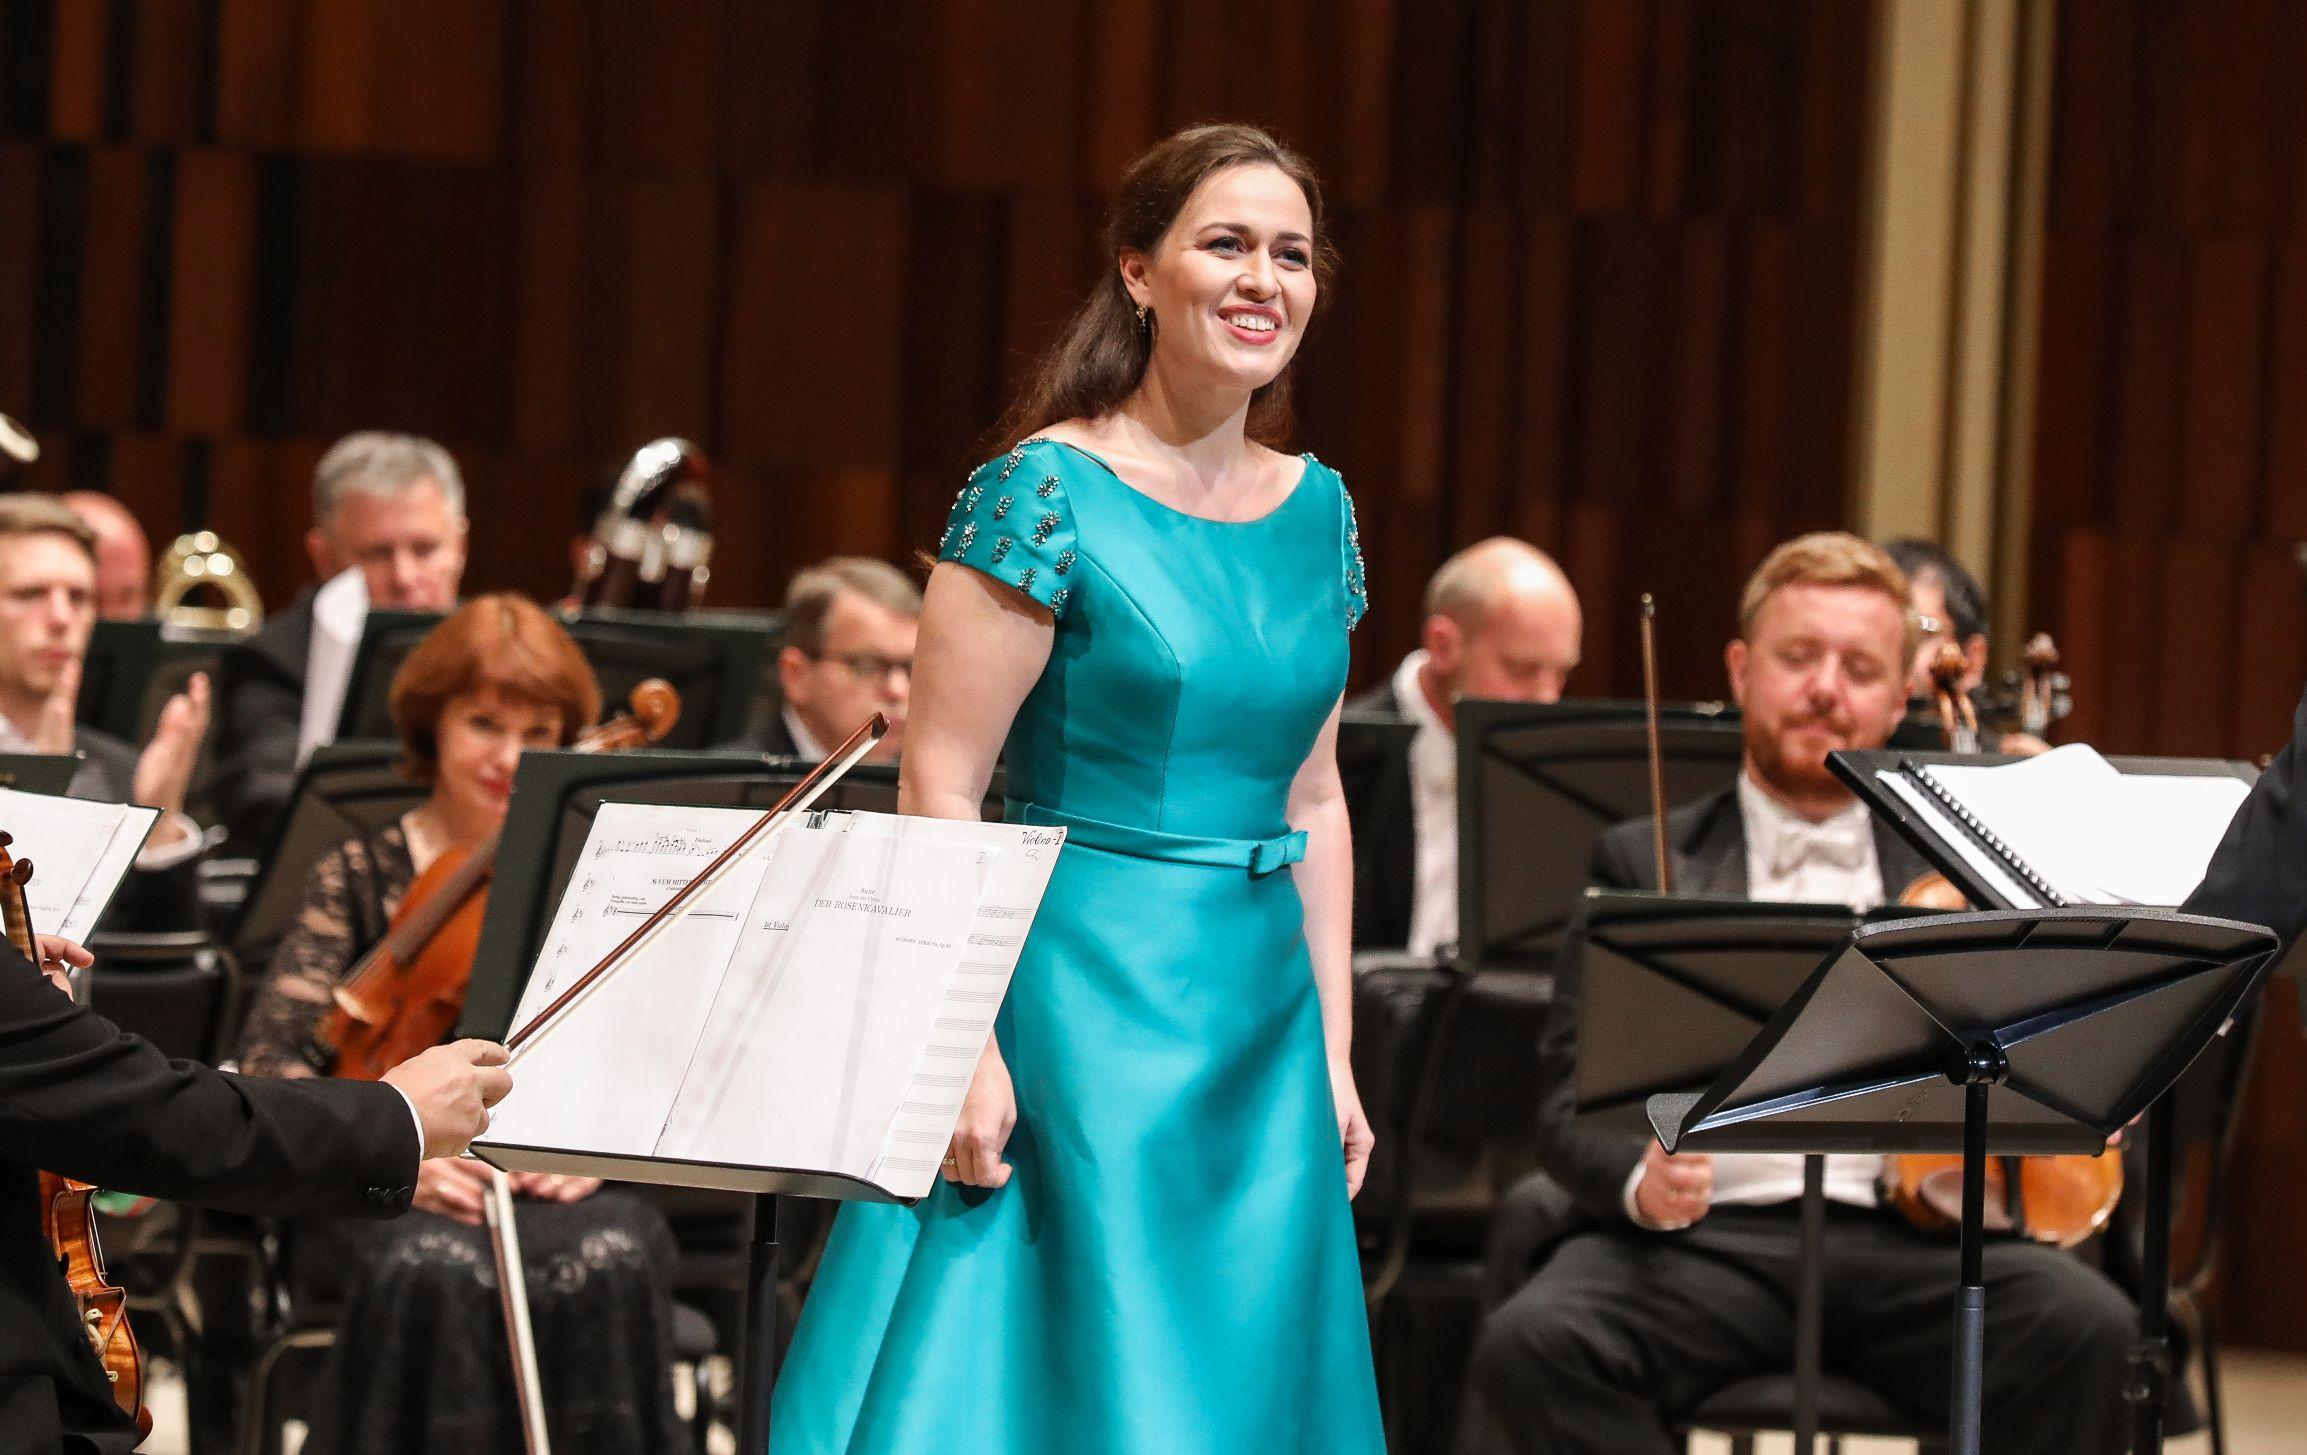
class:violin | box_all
[0,833,150,1436]
[1886,647,2121,1248]
[319,679,680,1079]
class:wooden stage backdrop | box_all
[2026,0,2307,1351]
[0,0,1872,705]
[4,0,2303,1347]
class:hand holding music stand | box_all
[1648,908,2278,1455]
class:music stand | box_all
[1456,699,1743,972]
[1828,748,2258,911]
[0,752,84,796]
[1569,892,1924,1450]
[1649,908,2280,1455]
[77,619,243,745]
[460,748,999,1449]
[337,607,780,749]
[227,741,419,966]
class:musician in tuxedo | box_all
[212,432,468,853]
[1344,537,1582,953]
[2185,677,2307,944]
[1880,537,2049,756]
[748,556,920,762]
[0,496,211,931]
[1,932,508,1453]
[1460,532,2136,1455]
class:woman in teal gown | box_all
[769,123,1385,1454]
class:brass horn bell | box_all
[154,531,263,635]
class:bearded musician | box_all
[1458,533,2137,1455]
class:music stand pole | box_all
[1949,1052,1999,1455]
[737,1191,782,1449]
[2127,1093,2177,1454]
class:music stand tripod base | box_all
[1647,908,2278,1455]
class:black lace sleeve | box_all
[236,826,412,1079]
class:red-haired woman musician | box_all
[238,594,685,1454]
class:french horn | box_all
[572,437,715,612]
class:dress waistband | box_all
[1007,800,1307,876]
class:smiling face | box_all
[427,683,565,834]
[1120,163,1318,396]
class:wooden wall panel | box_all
[0,0,1872,698]
[2027,0,2307,1351]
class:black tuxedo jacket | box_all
[1539,786,1931,1225]
[0,942,416,1451]
[212,589,317,854]
[1342,681,1416,950]
[2183,680,2307,947]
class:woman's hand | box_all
[31,935,92,995]
[514,1172,603,1202]
[411,1156,497,1226]
[1331,1060,1375,1200]
[943,1040,1016,1190]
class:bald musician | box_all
[1460,533,2135,1455]
[1347,538,1583,954]
[57,494,151,623]
[1,933,509,1453]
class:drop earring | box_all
[1135,302,1150,331]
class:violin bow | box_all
[504,713,888,1059]
[1639,595,1674,894]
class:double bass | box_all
[1883,642,2123,1249]
[0,834,149,1437]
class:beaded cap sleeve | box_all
[938,437,1081,618]
[1332,461,1368,631]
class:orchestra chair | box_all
[1353,949,1550,1455]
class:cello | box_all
[1883,643,2124,1248]
[0,833,150,1437]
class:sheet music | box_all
[852,813,1064,1198]
[1888,745,2251,906]
[484,804,1063,1201]
[0,788,160,941]
[1876,771,2041,907]
[496,802,779,1153]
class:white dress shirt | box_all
[1391,651,1458,959]
[1625,771,1887,1224]
[781,706,828,763]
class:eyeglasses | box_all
[812,650,913,684]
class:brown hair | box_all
[1738,532,1918,658]
[996,123,1338,451]
[783,557,923,654]
[0,494,97,559]
[389,594,600,782]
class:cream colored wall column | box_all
[1850,0,2056,659]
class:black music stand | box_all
[1649,908,2279,1455]
[459,747,994,1451]
[0,752,84,796]
[337,606,779,749]
[1456,699,1742,971]
[1569,893,1925,1450]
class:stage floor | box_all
[139,1347,2307,1454]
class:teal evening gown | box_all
[767,437,1385,1453]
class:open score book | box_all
[476,802,1063,1203]
[1872,744,2250,909]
